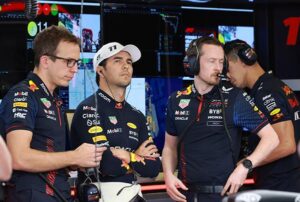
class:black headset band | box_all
[224,40,257,66]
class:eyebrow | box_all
[207,57,224,61]
[113,56,133,63]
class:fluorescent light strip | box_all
[181,6,253,12]
[38,0,100,6]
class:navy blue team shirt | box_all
[166,82,269,186]
[71,89,161,183]
[0,72,70,198]
[249,72,300,191]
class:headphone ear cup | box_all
[238,46,257,66]
[190,55,200,75]
[183,56,199,76]
[184,38,201,76]
[194,55,200,75]
[78,183,100,202]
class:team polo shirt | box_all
[0,72,69,196]
[71,89,161,183]
[166,83,268,185]
[249,72,300,185]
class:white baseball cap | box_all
[93,42,141,71]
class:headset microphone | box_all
[217,73,229,81]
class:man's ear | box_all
[97,66,104,77]
[40,55,50,69]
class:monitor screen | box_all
[103,6,184,77]
[218,25,255,47]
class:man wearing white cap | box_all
[70,42,161,202]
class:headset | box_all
[183,38,201,76]
[78,182,100,202]
[183,36,229,76]
[183,39,200,75]
[182,36,236,167]
[224,39,257,66]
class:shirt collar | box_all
[191,83,220,100]
[97,88,125,109]
[251,72,271,97]
[26,72,57,99]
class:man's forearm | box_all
[13,149,77,172]
[258,121,296,166]
[0,137,12,180]
[162,147,178,175]
[248,124,279,168]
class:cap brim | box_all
[122,45,141,63]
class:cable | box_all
[104,76,117,102]
[218,81,236,165]
[79,0,102,185]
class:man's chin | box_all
[209,80,220,86]
[124,80,132,86]
[60,81,70,87]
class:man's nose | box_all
[70,64,79,73]
[123,62,130,69]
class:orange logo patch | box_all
[176,85,192,98]
[28,80,39,92]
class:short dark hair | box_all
[186,36,223,58]
[224,39,247,62]
[33,25,80,66]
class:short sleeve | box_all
[165,95,177,136]
[233,91,269,134]
[255,90,290,124]
[1,86,37,134]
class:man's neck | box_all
[247,65,265,89]
[33,68,55,95]
[194,77,214,95]
[100,84,126,102]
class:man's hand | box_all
[164,173,188,202]
[135,139,159,158]
[221,164,248,196]
[110,147,130,163]
[74,143,106,168]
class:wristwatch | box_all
[242,159,253,173]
